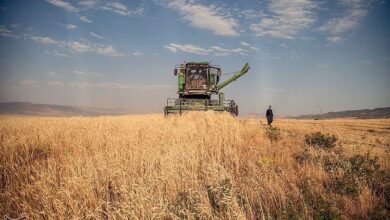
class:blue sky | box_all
[0,0,389,115]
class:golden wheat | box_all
[0,112,389,219]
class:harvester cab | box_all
[164,62,250,116]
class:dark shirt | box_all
[266,109,273,117]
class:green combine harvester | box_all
[164,62,250,116]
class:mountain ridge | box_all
[247,107,390,119]
[0,102,129,116]
[288,107,390,119]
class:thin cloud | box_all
[101,2,144,16]
[78,0,96,8]
[163,43,248,56]
[164,43,211,55]
[80,16,92,23]
[132,51,143,56]
[66,24,77,30]
[319,0,368,34]
[73,70,102,76]
[0,25,20,38]
[250,0,316,39]
[240,41,250,47]
[90,32,104,39]
[68,41,121,56]
[163,45,178,53]
[46,0,79,12]
[31,36,65,46]
[166,0,239,36]
[45,50,72,57]
[67,41,91,52]
[237,9,263,20]
[240,41,259,51]
[31,35,122,56]
[94,45,121,56]
[326,36,344,44]
[211,46,248,56]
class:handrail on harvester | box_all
[216,63,250,91]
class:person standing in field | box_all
[266,106,273,126]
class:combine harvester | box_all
[164,62,250,116]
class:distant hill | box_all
[0,102,128,116]
[290,107,390,119]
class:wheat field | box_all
[0,112,389,219]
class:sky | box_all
[0,0,389,116]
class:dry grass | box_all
[0,112,389,219]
